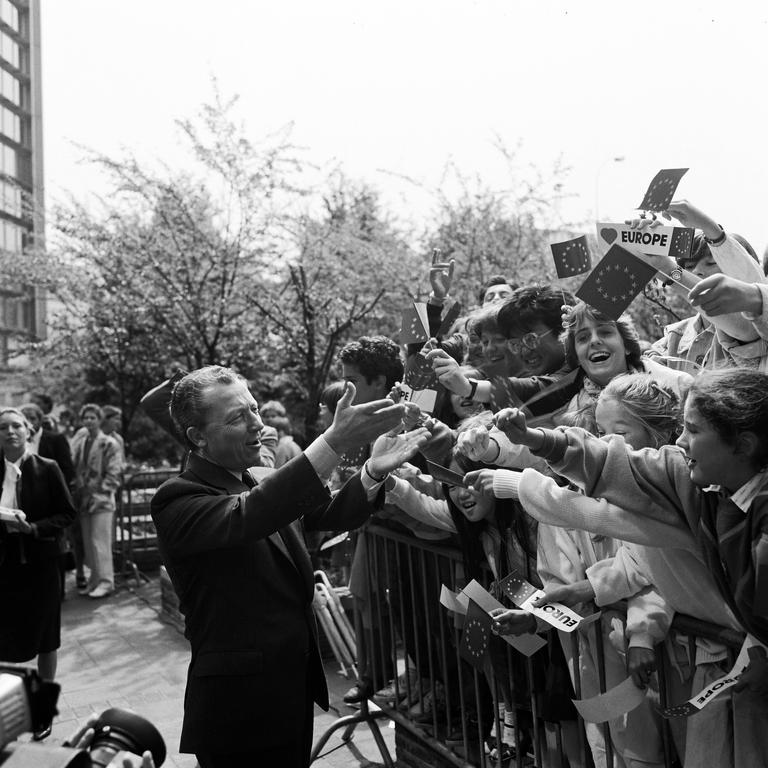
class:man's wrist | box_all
[364,460,388,484]
[428,292,447,306]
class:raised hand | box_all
[324,383,406,455]
[663,199,722,241]
[627,647,657,690]
[493,408,529,445]
[688,274,763,316]
[426,348,471,396]
[463,468,497,496]
[455,425,493,460]
[429,248,455,301]
[368,427,431,477]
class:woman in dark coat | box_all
[0,407,75,683]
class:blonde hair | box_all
[599,374,680,448]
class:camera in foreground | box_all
[0,665,165,767]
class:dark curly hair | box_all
[338,335,404,389]
[497,284,576,338]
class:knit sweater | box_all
[527,427,768,646]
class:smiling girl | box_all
[555,302,691,430]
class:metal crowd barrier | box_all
[113,468,179,584]
[356,523,744,768]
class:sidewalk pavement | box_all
[44,574,394,768]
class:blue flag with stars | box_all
[459,599,492,670]
[551,234,592,278]
[576,244,659,320]
[638,168,688,212]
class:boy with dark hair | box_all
[339,336,404,402]
[478,275,517,306]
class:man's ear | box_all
[373,374,388,396]
[186,425,206,450]
[734,430,760,463]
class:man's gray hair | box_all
[170,366,247,448]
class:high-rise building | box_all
[0,0,44,401]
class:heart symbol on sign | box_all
[600,228,618,244]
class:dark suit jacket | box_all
[151,451,376,753]
[0,453,76,565]
[38,430,76,486]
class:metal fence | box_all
[113,468,178,583]
[352,523,744,768]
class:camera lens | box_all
[88,708,166,767]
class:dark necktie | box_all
[241,470,256,488]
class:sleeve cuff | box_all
[627,632,655,650]
[360,460,387,500]
[529,428,568,461]
[492,469,522,498]
[304,435,341,482]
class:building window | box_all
[0,105,18,142]
[0,1,18,33]
[1,218,20,250]
[0,68,18,104]
[0,180,19,216]
[0,142,15,176]
[0,31,18,69]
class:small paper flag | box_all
[498,571,540,606]
[403,353,439,392]
[400,304,429,344]
[638,168,688,212]
[669,227,694,262]
[426,460,469,488]
[576,244,659,320]
[551,235,592,278]
[459,599,492,669]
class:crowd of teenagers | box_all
[3,195,768,764]
[320,199,768,768]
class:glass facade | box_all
[0,0,44,373]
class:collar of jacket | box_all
[184,452,252,494]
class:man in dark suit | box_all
[151,365,427,768]
[21,403,75,486]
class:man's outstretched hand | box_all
[323,382,406,455]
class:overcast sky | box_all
[41,0,768,253]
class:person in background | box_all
[479,275,518,307]
[21,402,77,596]
[71,404,122,599]
[101,405,126,470]
[0,407,75,740]
[265,415,302,468]
[20,402,75,486]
